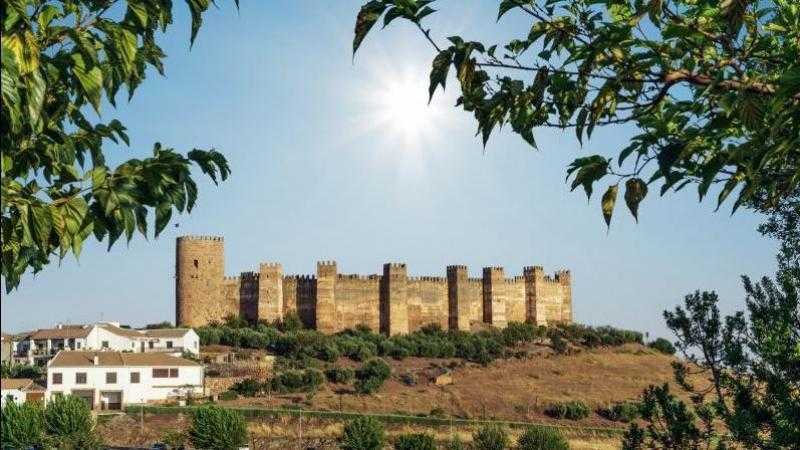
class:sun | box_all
[353,63,449,154]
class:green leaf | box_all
[186,0,211,47]
[601,184,619,228]
[353,1,388,55]
[567,155,609,200]
[498,0,524,21]
[624,178,648,222]
[71,54,103,112]
[428,49,452,102]
[155,203,172,236]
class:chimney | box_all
[93,355,99,366]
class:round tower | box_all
[175,236,225,327]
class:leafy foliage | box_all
[472,424,509,450]
[1,401,45,450]
[0,362,43,379]
[353,0,800,226]
[647,337,676,355]
[355,357,391,394]
[43,394,103,449]
[625,271,800,448]
[394,432,437,450]
[517,426,570,450]
[598,401,640,423]
[188,405,248,450]
[545,400,590,420]
[325,365,355,384]
[1,0,236,291]
[341,416,385,450]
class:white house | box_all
[46,351,204,410]
[15,323,200,365]
[1,378,46,406]
[140,328,200,356]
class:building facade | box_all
[175,236,573,334]
[46,351,203,410]
[1,378,45,406]
[14,323,200,365]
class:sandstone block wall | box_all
[176,236,573,333]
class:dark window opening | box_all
[193,259,199,268]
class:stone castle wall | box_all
[175,236,572,334]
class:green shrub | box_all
[0,362,43,379]
[1,401,45,450]
[550,333,569,354]
[325,366,355,384]
[276,312,305,332]
[599,402,640,422]
[218,390,238,401]
[44,394,101,448]
[546,401,590,420]
[230,377,263,397]
[161,428,188,449]
[445,436,466,450]
[517,426,570,450]
[355,358,391,394]
[472,424,509,450]
[648,338,676,355]
[188,405,247,450]
[394,432,436,450]
[399,372,417,386]
[270,368,325,393]
[341,416,385,450]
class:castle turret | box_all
[523,266,546,326]
[482,267,507,327]
[175,236,227,327]
[380,263,409,336]
[315,261,338,333]
[555,269,573,323]
[447,265,470,331]
[259,263,284,323]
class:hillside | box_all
[219,343,682,427]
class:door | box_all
[25,392,44,405]
[99,391,122,410]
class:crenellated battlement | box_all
[177,235,223,241]
[176,236,572,332]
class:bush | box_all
[355,358,391,394]
[341,416,385,450]
[517,426,570,450]
[218,390,238,401]
[648,338,676,355]
[599,402,639,423]
[550,333,569,354]
[230,377,263,397]
[399,372,417,386]
[394,432,436,450]
[546,401,590,420]
[325,366,355,384]
[276,312,305,332]
[1,401,45,449]
[270,368,325,393]
[472,424,509,450]
[44,395,102,449]
[161,428,188,449]
[188,405,247,450]
[445,436,466,450]
[0,362,43,379]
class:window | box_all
[76,372,87,384]
[76,342,81,349]
[193,259,199,268]
[52,373,62,384]
[152,368,169,378]
[130,372,140,383]
[148,341,154,349]
[101,341,109,349]
[166,341,173,349]
[169,368,179,378]
[105,372,117,383]
[195,341,199,349]
[131,343,135,349]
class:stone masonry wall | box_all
[175,236,572,331]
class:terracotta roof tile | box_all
[142,328,192,338]
[30,327,91,340]
[48,351,201,368]
[0,378,44,391]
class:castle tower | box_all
[259,263,284,323]
[380,263,409,336]
[315,261,337,333]
[482,267,508,327]
[175,236,227,327]
[523,266,547,326]
[447,265,470,331]
[556,270,573,323]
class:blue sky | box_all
[1,1,776,339]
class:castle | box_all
[175,236,573,335]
